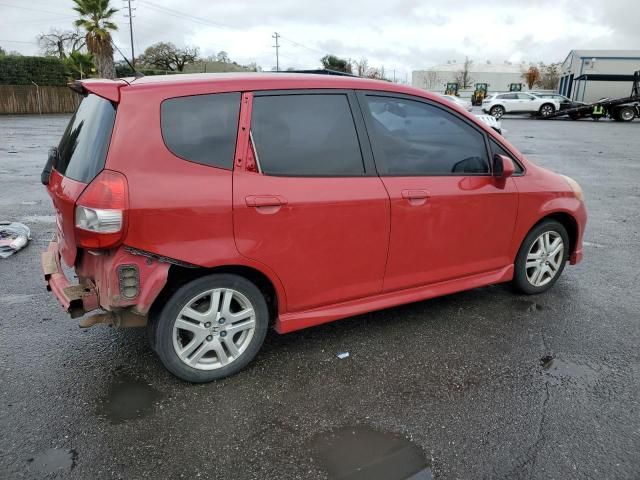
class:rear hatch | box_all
[44,85,119,266]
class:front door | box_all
[357,92,519,292]
[233,91,390,312]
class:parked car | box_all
[482,92,560,118]
[42,73,587,382]
[530,93,588,119]
[439,93,473,112]
[474,114,502,135]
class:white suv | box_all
[482,92,560,119]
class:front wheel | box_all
[513,220,569,295]
[490,105,505,119]
[539,103,555,117]
[619,106,635,122]
[153,274,269,382]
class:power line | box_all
[137,0,240,31]
[278,35,324,55]
[0,2,74,17]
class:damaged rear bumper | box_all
[42,240,99,318]
[42,240,170,324]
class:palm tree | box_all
[73,0,118,79]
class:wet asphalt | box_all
[0,113,639,480]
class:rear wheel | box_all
[513,220,569,295]
[619,106,635,122]
[539,103,555,118]
[490,105,505,119]
[153,274,269,382]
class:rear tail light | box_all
[75,170,128,249]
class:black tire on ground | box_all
[618,106,635,122]
[512,219,570,295]
[539,103,555,117]
[569,113,580,120]
[490,105,505,119]
[153,274,269,382]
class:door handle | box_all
[401,189,430,206]
[245,195,287,207]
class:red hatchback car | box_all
[41,73,586,382]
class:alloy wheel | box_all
[172,288,256,370]
[540,105,554,117]
[525,231,564,287]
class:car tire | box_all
[153,274,269,382]
[490,105,505,119]
[512,219,570,295]
[619,106,635,122]
[539,103,555,118]
[569,113,580,120]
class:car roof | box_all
[117,72,422,95]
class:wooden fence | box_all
[0,85,80,114]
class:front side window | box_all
[498,93,517,100]
[251,94,364,176]
[363,96,489,175]
[490,138,524,174]
[161,93,240,169]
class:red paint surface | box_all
[45,73,587,332]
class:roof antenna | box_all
[110,39,144,79]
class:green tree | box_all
[65,51,95,79]
[320,54,352,73]
[73,0,118,79]
[138,42,199,72]
[0,46,6,56]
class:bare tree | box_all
[353,58,369,77]
[536,63,561,90]
[138,42,200,72]
[522,66,541,89]
[454,56,473,89]
[37,29,85,59]
[423,70,440,89]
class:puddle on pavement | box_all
[27,448,77,475]
[515,300,544,313]
[308,426,432,480]
[540,355,599,385]
[97,373,163,424]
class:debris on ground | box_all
[0,222,31,258]
[336,352,350,359]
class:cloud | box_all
[0,0,637,80]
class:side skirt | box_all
[274,265,514,333]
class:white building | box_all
[560,50,640,103]
[412,62,531,94]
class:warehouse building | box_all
[560,50,640,103]
[412,62,531,94]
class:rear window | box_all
[161,93,240,169]
[56,94,116,183]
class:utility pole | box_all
[272,32,280,71]
[124,0,136,66]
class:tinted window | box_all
[161,93,240,169]
[490,138,523,174]
[364,96,489,175]
[56,94,116,183]
[517,93,534,100]
[251,94,364,176]
[498,93,517,100]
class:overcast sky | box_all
[1,0,637,79]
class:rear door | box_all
[357,92,518,292]
[500,93,518,112]
[233,91,390,312]
[47,94,117,265]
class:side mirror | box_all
[493,154,515,178]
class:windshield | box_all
[56,94,116,183]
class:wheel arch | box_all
[524,211,579,259]
[149,263,284,326]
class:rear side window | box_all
[56,94,116,183]
[161,93,240,169]
[363,96,489,175]
[251,94,365,176]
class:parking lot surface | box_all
[1,113,639,479]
